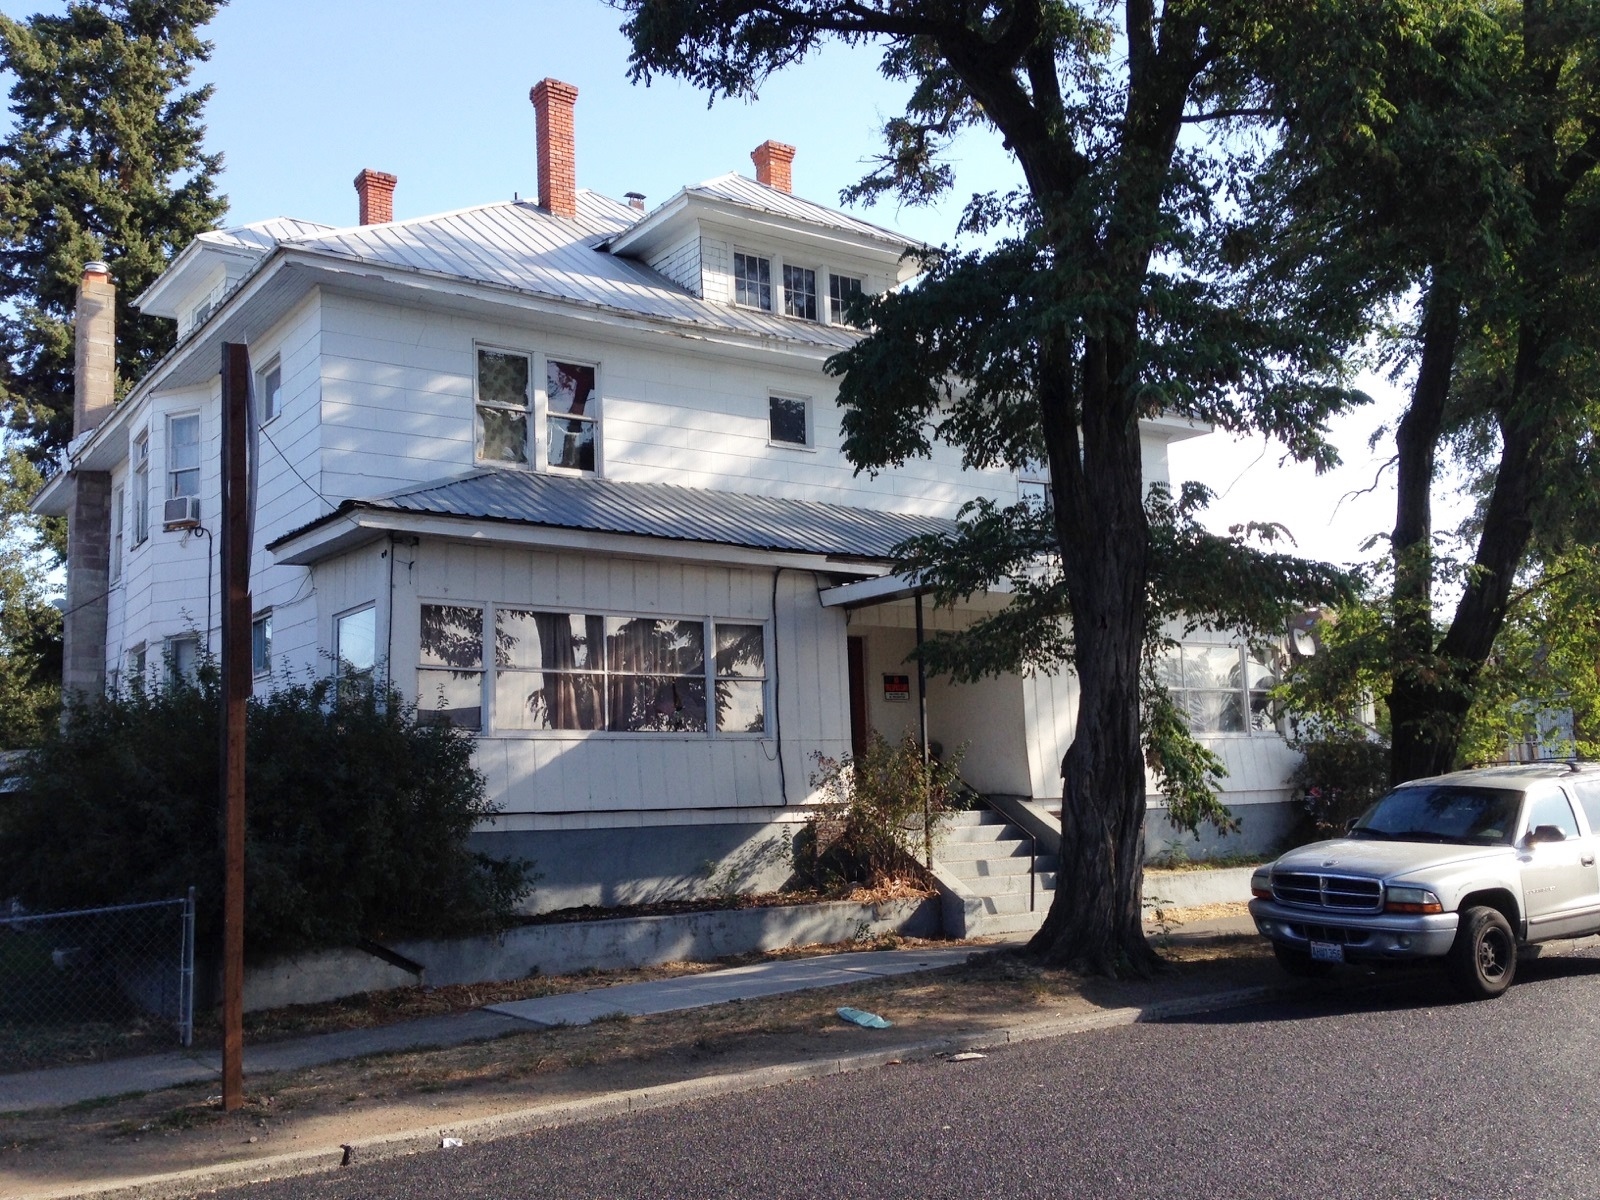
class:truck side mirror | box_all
[1526,824,1568,846]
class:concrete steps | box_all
[933,807,1056,938]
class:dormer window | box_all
[734,252,772,310]
[783,266,817,321]
[829,274,863,325]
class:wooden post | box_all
[219,343,251,1111]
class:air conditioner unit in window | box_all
[162,495,201,530]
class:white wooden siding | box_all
[645,233,702,296]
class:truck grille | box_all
[1272,872,1383,913]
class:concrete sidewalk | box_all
[0,943,987,1114]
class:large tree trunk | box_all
[1028,332,1160,974]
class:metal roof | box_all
[278,198,863,351]
[275,470,955,561]
[199,217,338,254]
[687,173,912,247]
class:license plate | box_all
[1309,940,1345,964]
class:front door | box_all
[847,636,868,762]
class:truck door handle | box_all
[1583,855,1595,867]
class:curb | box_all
[22,984,1284,1200]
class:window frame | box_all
[767,393,812,449]
[417,601,487,730]
[542,356,601,476]
[733,251,774,311]
[1158,642,1282,737]
[258,358,283,425]
[431,601,771,739]
[827,273,864,326]
[334,603,378,693]
[473,343,534,468]
[166,412,201,501]
[251,610,273,679]
[165,633,199,686]
[110,486,124,583]
[132,431,150,546]
[782,263,818,321]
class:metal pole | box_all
[219,343,252,1110]
[915,591,931,868]
[180,886,195,1047]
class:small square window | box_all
[734,252,772,311]
[769,395,809,447]
[828,274,863,325]
[783,265,817,321]
[259,362,283,423]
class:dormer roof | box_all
[134,217,336,316]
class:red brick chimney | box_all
[531,78,579,219]
[751,140,796,193]
[353,169,397,225]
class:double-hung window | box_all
[110,487,124,583]
[132,432,150,544]
[714,623,767,733]
[1018,459,1051,511]
[546,360,598,473]
[1157,644,1280,735]
[259,360,283,423]
[475,347,531,465]
[167,414,200,500]
[734,252,772,310]
[783,265,817,321]
[828,274,863,325]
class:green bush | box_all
[797,733,963,891]
[1287,735,1391,844]
[0,669,532,957]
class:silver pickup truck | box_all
[1248,763,1600,999]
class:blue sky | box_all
[1,0,1426,567]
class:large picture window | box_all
[475,347,531,464]
[428,604,766,736]
[1156,644,1280,735]
[546,360,597,473]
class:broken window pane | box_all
[547,360,597,472]
[608,673,708,733]
[477,406,527,463]
[547,414,596,471]
[478,348,529,406]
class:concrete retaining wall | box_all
[243,896,941,1012]
[1141,866,1255,911]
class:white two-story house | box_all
[37,78,1301,921]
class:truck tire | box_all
[1446,905,1516,1000]
[1273,941,1333,978]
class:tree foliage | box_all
[0,670,534,957]
[0,0,227,465]
[620,0,1370,973]
[1251,0,1600,784]
[0,442,59,748]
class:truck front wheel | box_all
[1446,906,1516,1000]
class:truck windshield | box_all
[1350,785,1523,845]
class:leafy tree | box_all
[620,1,1366,971]
[0,0,227,466]
[1252,0,1600,784]
[0,669,534,956]
[0,441,59,748]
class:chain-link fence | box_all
[0,891,195,1073]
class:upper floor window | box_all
[828,274,863,325]
[783,265,817,321]
[547,360,598,473]
[132,432,150,544]
[734,252,772,311]
[167,414,200,499]
[1019,459,1051,512]
[259,360,283,424]
[475,347,531,465]
[110,487,124,583]
[1156,643,1280,735]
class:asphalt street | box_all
[207,948,1600,1200]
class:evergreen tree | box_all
[0,0,227,467]
[620,1,1369,971]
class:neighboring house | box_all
[36,79,1299,912]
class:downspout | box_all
[771,567,787,804]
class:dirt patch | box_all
[520,880,934,925]
[0,937,1278,1197]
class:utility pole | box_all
[219,343,251,1111]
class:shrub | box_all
[1287,735,1391,844]
[0,669,532,957]
[796,733,963,891]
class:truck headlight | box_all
[1251,867,1273,900]
[1385,886,1443,915]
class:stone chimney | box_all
[353,169,397,225]
[63,261,116,701]
[531,78,579,219]
[751,140,796,193]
